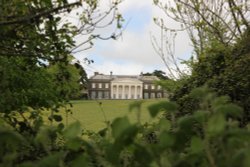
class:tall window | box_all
[144,84,148,89]
[104,91,109,99]
[105,83,109,88]
[98,83,102,88]
[157,85,161,90]
[91,91,96,99]
[92,83,96,88]
[98,91,102,99]
[151,85,155,89]
[150,93,155,98]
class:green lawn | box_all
[59,99,166,131]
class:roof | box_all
[89,73,160,82]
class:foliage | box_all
[153,0,250,125]
[154,0,250,57]
[170,30,250,125]
[47,60,82,100]
[143,70,169,80]
[1,87,250,167]
[0,0,124,165]
[0,56,60,113]
[1,0,250,166]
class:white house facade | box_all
[88,72,166,100]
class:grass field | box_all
[59,99,166,131]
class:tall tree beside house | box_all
[0,0,122,114]
[153,0,250,124]
[0,0,123,165]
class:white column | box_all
[137,85,139,99]
[135,85,137,99]
[128,85,131,99]
[111,84,113,99]
[122,85,125,99]
[117,85,121,99]
[115,85,119,99]
[139,86,142,99]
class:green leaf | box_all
[211,96,230,107]
[111,117,130,139]
[159,131,175,148]
[148,101,177,118]
[193,110,208,123]
[207,113,226,136]
[190,136,203,153]
[190,87,209,99]
[0,128,24,148]
[37,152,63,167]
[178,116,196,131]
[66,137,82,150]
[159,118,171,132]
[215,103,243,118]
[70,154,88,167]
[63,121,81,139]
[133,144,152,165]
[35,126,52,148]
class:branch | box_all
[0,1,81,26]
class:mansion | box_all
[88,72,166,99]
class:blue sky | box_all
[74,0,192,77]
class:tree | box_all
[0,0,125,165]
[153,0,250,124]
[0,0,123,134]
[154,0,250,57]
[143,70,169,80]
[152,0,250,79]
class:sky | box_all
[73,0,193,77]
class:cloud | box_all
[90,61,144,75]
[74,0,193,77]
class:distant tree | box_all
[143,70,169,80]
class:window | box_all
[105,83,109,88]
[144,84,148,89]
[98,91,103,99]
[157,93,162,98]
[91,91,96,99]
[150,93,155,98]
[104,91,109,99]
[151,85,155,89]
[92,83,96,88]
[113,94,116,99]
[98,83,102,88]
[157,85,161,90]
[144,93,149,99]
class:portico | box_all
[111,78,143,99]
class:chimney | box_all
[110,71,113,76]
[94,72,99,76]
